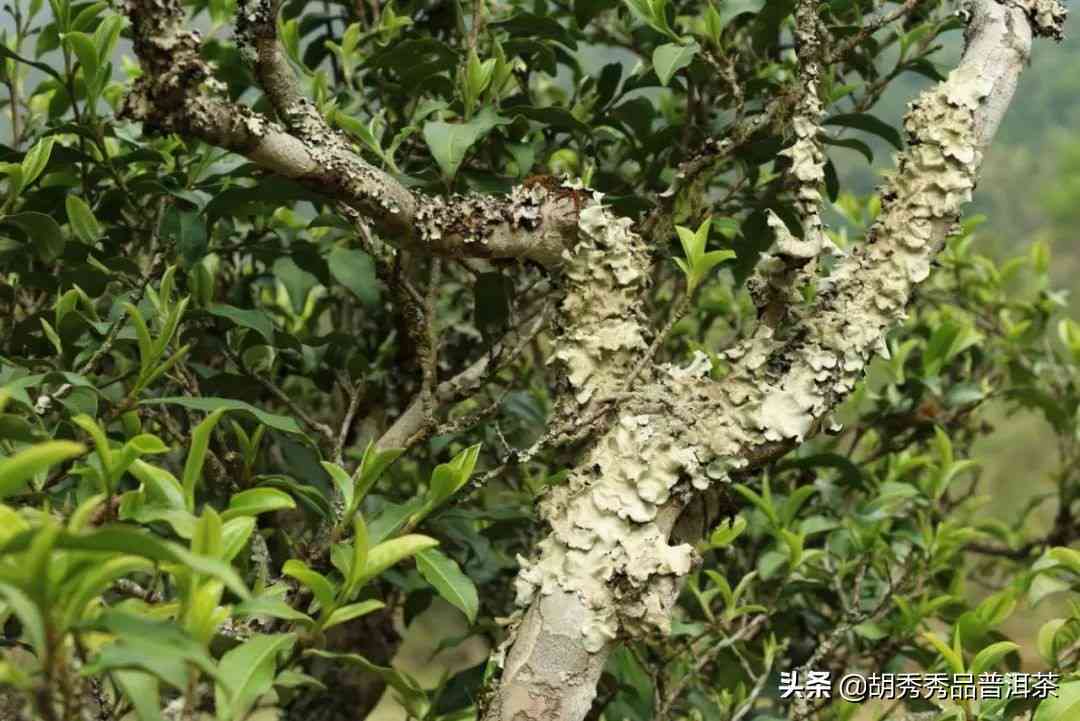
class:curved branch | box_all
[119,0,580,267]
[235,0,320,135]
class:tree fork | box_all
[482,3,1065,721]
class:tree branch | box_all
[120,0,582,266]
[485,3,1065,721]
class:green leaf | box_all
[221,488,296,522]
[191,506,224,559]
[416,549,479,623]
[354,534,439,589]
[141,397,303,435]
[674,216,733,290]
[220,517,255,562]
[713,0,765,29]
[273,670,326,691]
[0,440,85,499]
[127,459,185,510]
[40,318,63,355]
[321,461,354,513]
[160,205,209,267]
[328,247,380,307]
[346,514,369,594]
[652,41,698,87]
[2,211,65,260]
[423,107,510,181]
[1048,546,1080,575]
[709,516,747,548]
[823,113,904,151]
[207,304,276,344]
[234,594,314,626]
[1033,681,1080,721]
[20,137,55,190]
[367,497,426,545]
[64,31,100,96]
[427,444,481,509]
[970,641,1018,677]
[355,442,404,508]
[922,631,965,674]
[492,13,579,49]
[621,0,677,39]
[822,135,874,164]
[1037,619,1068,666]
[282,559,337,611]
[256,474,333,521]
[72,414,112,480]
[781,486,817,526]
[215,633,296,721]
[182,408,227,512]
[114,671,164,721]
[59,555,154,629]
[93,14,125,59]
[575,0,619,27]
[322,599,385,630]
[506,106,586,136]
[364,38,459,89]
[65,195,101,243]
[0,582,45,653]
[0,43,64,83]
[83,611,220,691]
[0,414,39,443]
[2,526,249,599]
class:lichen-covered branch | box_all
[747,0,831,329]
[779,0,827,262]
[235,0,323,136]
[483,3,1064,721]
[119,0,582,267]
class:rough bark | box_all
[484,3,1064,721]
[120,0,581,266]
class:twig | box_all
[222,345,336,444]
[657,615,767,721]
[334,371,364,465]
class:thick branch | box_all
[485,3,1064,721]
[119,0,580,266]
[780,0,828,261]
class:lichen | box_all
[1015,0,1067,40]
[514,27,1005,658]
[514,413,701,652]
[512,197,707,652]
[548,198,650,406]
[777,0,827,262]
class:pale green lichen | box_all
[550,199,650,406]
[1015,0,1067,40]
[515,412,701,652]
[517,43,998,656]
[516,201,703,653]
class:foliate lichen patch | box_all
[778,0,828,262]
[413,183,578,266]
[549,198,651,406]
[1015,0,1067,40]
[515,414,700,652]
[513,197,706,651]
[657,45,996,487]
